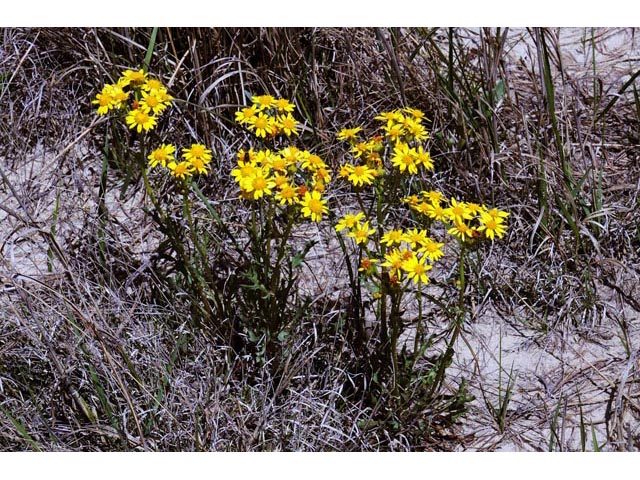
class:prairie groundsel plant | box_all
[228,95,331,359]
[92,68,229,336]
[334,107,509,431]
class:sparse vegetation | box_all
[1,27,638,451]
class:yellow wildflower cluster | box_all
[336,107,433,188]
[235,95,300,138]
[231,147,330,222]
[93,69,212,180]
[405,193,510,242]
[92,69,174,133]
[336,213,444,285]
[233,96,330,222]
[148,143,213,179]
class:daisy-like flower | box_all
[375,110,404,123]
[300,153,326,171]
[419,237,445,262]
[424,201,448,222]
[422,190,443,204]
[350,142,371,159]
[231,160,257,185]
[154,88,174,105]
[242,168,275,200]
[444,198,473,225]
[381,229,404,247]
[300,190,328,222]
[248,112,276,138]
[142,78,165,91]
[335,212,365,232]
[404,118,429,141]
[167,160,194,180]
[404,107,426,122]
[347,164,377,187]
[235,105,258,125]
[92,86,115,115]
[274,184,299,205]
[348,221,375,245]
[148,143,176,168]
[279,146,303,167]
[110,84,129,109]
[274,98,295,113]
[402,228,429,250]
[391,142,418,174]
[447,221,474,241]
[314,167,332,185]
[478,213,508,240]
[277,113,300,136]
[415,146,434,170]
[189,157,209,175]
[140,89,169,115]
[125,108,157,133]
[252,94,275,110]
[120,69,147,87]
[182,143,212,164]
[383,122,406,144]
[402,255,432,285]
[382,249,405,280]
[337,127,363,142]
[481,207,510,222]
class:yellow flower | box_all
[348,221,375,245]
[125,108,157,133]
[275,184,299,205]
[231,160,257,185]
[375,110,404,123]
[402,228,429,250]
[391,142,418,174]
[383,122,406,143]
[335,212,365,232]
[300,190,328,222]
[142,78,165,91]
[478,213,508,240]
[419,238,445,262]
[148,143,176,168]
[444,198,473,225]
[402,255,432,285]
[415,146,434,169]
[189,157,209,175]
[235,105,258,125]
[110,84,129,109]
[140,89,169,115]
[358,257,379,275]
[120,69,147,87]
[337,127,363,142]
[381,229,404,247]
[424,201,447,222]
[347,164,377,187]
[252,94,275,110]
[300,153,326,171]
[403,107,426,122]
[182,143,213,164]
[382,249,405,280]
[248,112,276,138]
[422,190,443,204]
[92,86,115,115]
[274,98,295,113]
[243,168,275,200]
[447,221,474,240]
[277,113,300,136]
[167,160,194,179]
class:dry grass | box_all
[1,27,639,451]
